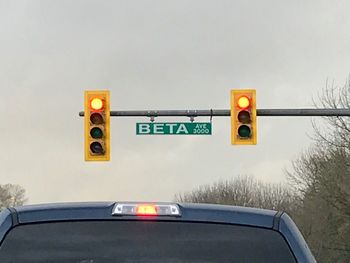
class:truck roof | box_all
[4,202,277,227]
[0,202,316,263]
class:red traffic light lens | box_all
[90,98,104,110]
[237,96,250,109]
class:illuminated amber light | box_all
[237,96,250,109]
[136,205,157,215]
[90,98,104,110]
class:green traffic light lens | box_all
[90,113,104,125]
[238,110,251,123]
[90,127,103,139]
[238,125,251,138]
[90,142,104,154]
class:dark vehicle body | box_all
[0,202,316,262]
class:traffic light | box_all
[231,89,257,145]
[84,90,110,161]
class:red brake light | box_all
[136,205,157,215]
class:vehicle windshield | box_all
[0,221,296,263]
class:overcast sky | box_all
[1,0,350,204]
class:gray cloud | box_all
[1,0,349,203]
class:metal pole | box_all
[258,109,350,116]
[79,109,350,117]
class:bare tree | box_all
[287,145,350,262]
[287,77,350,262]
[312,77,350,149]
[0,184,27,209]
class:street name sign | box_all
[136,122,212,135]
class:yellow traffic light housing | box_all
[231,89,257,145]
[84,90,110,161]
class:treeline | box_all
[175,176,298,214]
[175,79,350,263]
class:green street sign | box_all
[136,122,212,135]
